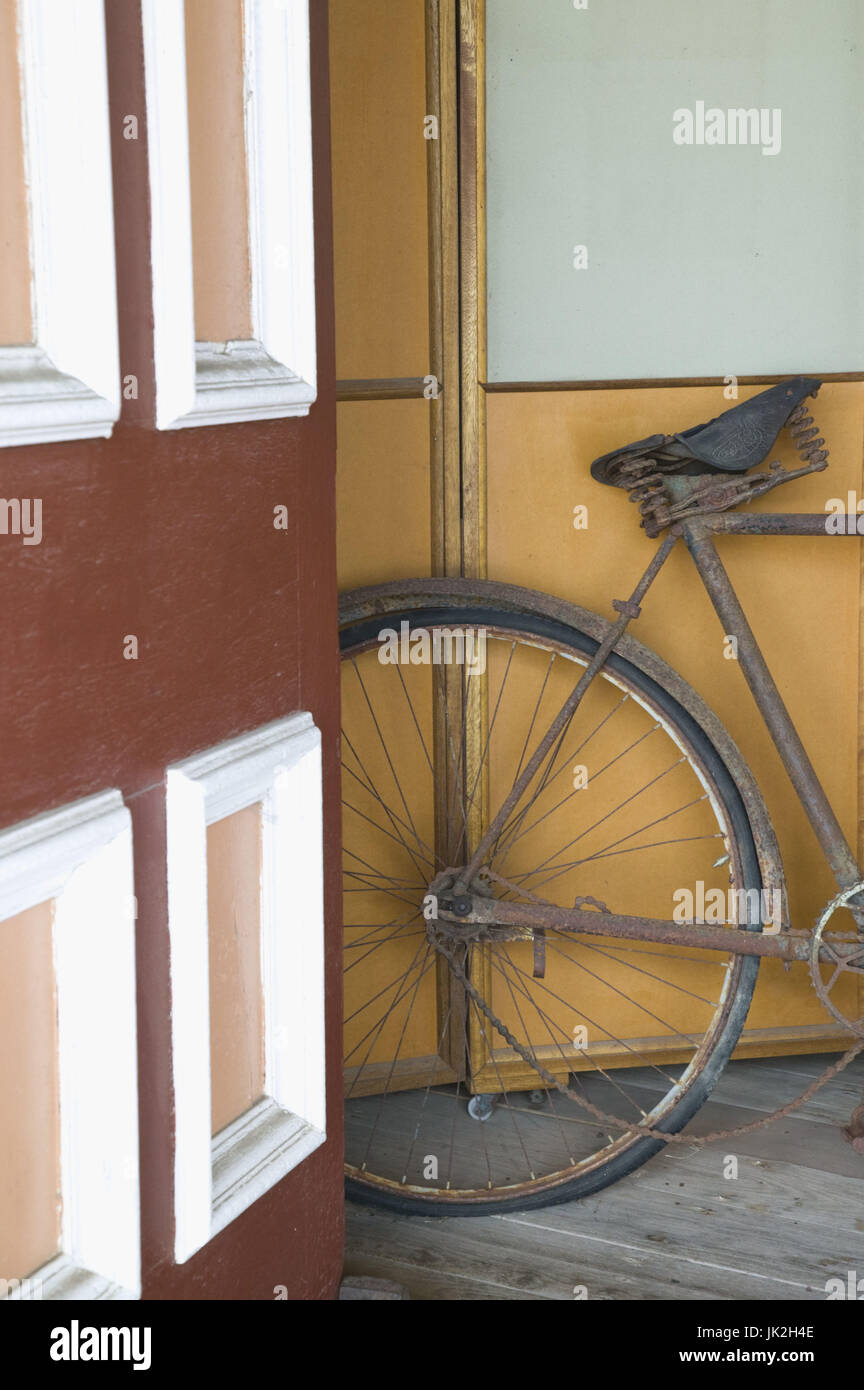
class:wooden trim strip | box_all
[427,2,466,1072]
[857,400,864,1028]
[483,372,864,394]
[458,0,487,583]
[335,377,429,402]
[426,0,461,580]
[457,0,491,1086]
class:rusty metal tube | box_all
[452,531,680,891]
[708,513,858,536]
[440,896,863,966]
[682,522,862,891]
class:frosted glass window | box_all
[486,0,864,382]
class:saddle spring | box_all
[786,401,829,468]
[616,398,829,539]
[620,457,666,510]
[618,457,669,534]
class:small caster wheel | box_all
[527,1089,546,1107]
[468,1093,497,1122]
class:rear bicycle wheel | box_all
[340,579,776,1214]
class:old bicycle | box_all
[340,377,864,1214]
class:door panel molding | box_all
[0,0,121,449]
[142,0,316,431]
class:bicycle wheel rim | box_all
[340,601,762,1212]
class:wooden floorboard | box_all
[344,1052,864,1300]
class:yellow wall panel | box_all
[329,0,430,380]
[487,382,864,1044]
[337,400,432,588]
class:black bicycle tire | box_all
[340,598,763,1215]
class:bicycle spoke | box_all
[499,756,688,886]
[394,661,435,775]
[399,991,459,1187]
[540,936,710,1052]
[574,936,722,1009]
[341,609,761,1206]
[488,943,681,1096]
[343,917,425,973]
[342,734,437,874]
[344,935,434,1063]
[520,804,715,893]
[467,992,538,1182]
[349,659,428,849]
[486,950,651,1124]
[493,720,662,865]
[437,661,472,861]
[463,641,516,821]
[359,938,438,1178]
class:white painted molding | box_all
[142,0,317,431]
[167,714,326,1264]
[264,726,326,1132]
[165,768,211,1265]
[0,790,129,933]
[0,791,140,1300]
[1,0,120,447]
[182,341,315,429]
[0,348,116,449]
[4,1252,135,1301]
[244,0,316,400]
[171,712,317,819]
[211,1099,323,1239]
[140,0,196,429]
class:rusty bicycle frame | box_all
[437,501,864,986]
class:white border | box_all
[142,0,317,430]
[0,0,120,447]
[0,792,139,1300]
[166,714,326,1264]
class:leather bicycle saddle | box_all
[590,377,822,488]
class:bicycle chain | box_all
[432,868,864,1146]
